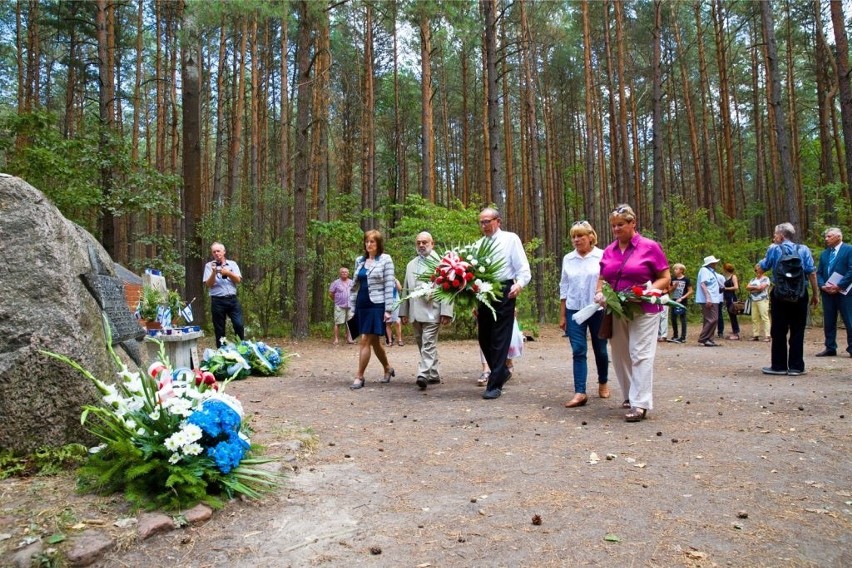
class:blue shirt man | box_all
[758,223,819,375]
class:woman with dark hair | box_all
[594,204,670,422]
[722,262,741,340]
[349,229,396,389]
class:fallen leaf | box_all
[47,533,65,544]
[604,534,621,542]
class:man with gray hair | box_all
[399,232,454,389]
[758,223,819,375]
[815,227,852,357]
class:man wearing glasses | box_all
[477,208,531,400]
[399,232,454,389]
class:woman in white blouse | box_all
[559,221,610,407]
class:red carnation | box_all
[464,272,474,281]
[442,282,451,290]
[632,285,644,296]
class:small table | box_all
[145,330,204,369]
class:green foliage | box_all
[138,285,165,321]
[131,234,186,286]
[0,444,88,479]
[0,110,182,242]
[663,197,767,284]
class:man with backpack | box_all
[758,223,819,376]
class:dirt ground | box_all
[2,321,850,567]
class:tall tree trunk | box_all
[815,0,837,221]
[651,0,664,239]
[603,1,623,203]
[761,0,799,226]
[614,0,633,200]
[751,20,768,237]
[392,0,404,220]
[581,0,598,223]
[460,47,470,205]
[784,1,804,220]
[211,24,228,206]
[361,4,375,230]
[95,0,116,257]
[671,4,701,209]
[501,9,515,221]
[181,5,203,325]
[695,3,714,215]
[482,0,504,208]
[64,1,80,139]
[712,0,735,218]
[292,0,313,338]
[311,10,330,325]
[419,12,434,201]
[830,0,852,203]
[277,11,291,314]
[228,18,248,202]
[518,0,544,322]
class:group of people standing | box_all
[203,212,850,423]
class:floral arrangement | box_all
[201,340,287,380]
[399,239,506,318]
[42,335,279,511]
[573,281,686,324]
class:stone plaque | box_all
[81,273,145,344]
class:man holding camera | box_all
[203,241,245,347]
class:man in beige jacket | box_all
[399,232,454,390]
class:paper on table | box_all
[827,271,852,295]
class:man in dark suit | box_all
[816,227,852,357]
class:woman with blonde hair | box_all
[746,263,771,342]
[349,230,396,389]
[594,205,670,422]
[560,220,609,407]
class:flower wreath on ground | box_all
[43,328,280,511]
[397,239,507,318]
[572,281,686,325]
[201,340,288,380]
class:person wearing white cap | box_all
[695,255,723,346]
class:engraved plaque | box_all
[81,273,145,344]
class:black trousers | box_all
[478,281,516,391]
[211,295,245,347]
[769,291,808,372]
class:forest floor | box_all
[1,322,850,567]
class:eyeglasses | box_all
[572,220,589,227]
[479,218,497,225]
[612,206,630,215]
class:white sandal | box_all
[477,372,490,387]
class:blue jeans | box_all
[565,308,609,394]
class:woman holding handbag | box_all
[594,205,670,422]
[722,263,741,340]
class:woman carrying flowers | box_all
[349,229,396,389]
[559,220,609,408]
[594,204,670,422]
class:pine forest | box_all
[1,0,851,336]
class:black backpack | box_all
[772,244,806,302]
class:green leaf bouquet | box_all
[42,338,280,511]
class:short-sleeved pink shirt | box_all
[599,233,669,314]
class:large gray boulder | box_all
[0,175,129,452]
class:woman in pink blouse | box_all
[594,204,670,422]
